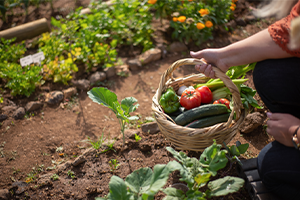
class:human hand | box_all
[266,112,300,147]
[190,49,229,79]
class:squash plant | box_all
[96,140,246,200]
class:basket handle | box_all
[159,58,243,119]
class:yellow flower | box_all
[178,16,186,23]
[205,21,213,28]
[230,6,235,11]
[173,17,178,22]
[148,0,157,4]
[196,22,205,30]
[198,8,210,17]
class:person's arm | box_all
[190,29,293,78]
[266,112,300,147]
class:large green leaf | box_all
[87,87,121,115]
[121,97,139,115]
[208,176,245,197]
[109,176,132,200]
[162,188,185,200]
[199,140,228,176]
[125,168,153,194]
[194,172,211,187]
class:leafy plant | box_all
[81,129,106,150]
[0,37,26,63]
[109,159,120,173]
[134,134,142,142]
[87,87,139,146]
[224,141,249,167]
[67,170,76,179]
[51,174,59,181]
[0,63,42,97]
[97,140,245,200]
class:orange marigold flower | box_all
[231,3,236,7]
[196,22,205,30]
[148,0,157,4]
[198,8,210,17]
[230,6,235,11]
[205,21,213,28]
[173,17,178,22]
[178,16,186,23]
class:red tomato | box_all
[195,86,212,104]
[213,98,230,109]
[180,88,201,110]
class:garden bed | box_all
[0,0,276,199]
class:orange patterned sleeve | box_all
[268,0,300,57]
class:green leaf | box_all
[194,172,211,187]
[229,145,240,157]
[199,140,228,176]
[87,87,121,115]
[109,176,131,200]
[121,97,139,115]
[209,176,244,197]
[237,143,249,154]
[125,167,153,194]
[162,188,185,200]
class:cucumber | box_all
[174,104,229,126]
[185,113,230,128]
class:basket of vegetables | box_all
[152,58,258,151]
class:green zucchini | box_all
[174,104,229,126]
[185,113,230,128]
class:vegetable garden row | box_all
[0,0,237,99]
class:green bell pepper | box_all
[159,87,181,114]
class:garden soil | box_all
[0,0,276,199]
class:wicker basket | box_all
[152,58,246,151]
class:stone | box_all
[63,87,77,100]
[168,42,188,53]
[139,48,161,65]
[141,122,160,134]
[116,65,130,76]
[12,107,25,120]
[45,91,64,105]
[89,71,106,85]
[0,114,8,122]
[0,189,10,200]
[25,101,43,112]
[117,129,140,140]
[2,106,17,115]
[239,112,265,134]
[127,59,142,71]
[72,155,86,166]
[37,173,53,186]
[235,18,247,26]
[11,181,28,195]
[71,79,90,90]
[103,67,116,78]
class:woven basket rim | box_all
[151,58,246,151]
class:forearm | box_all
[218,29,293,67]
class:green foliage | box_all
[0,63,42,97]
[109,159,120,172]
[81,129,106,150]
[134,134,142,142]
[149,0,235,45]
[87,87,139,146]
[51,174,59,181]
[67,170,76,179]
[0,38,26,63]
[97,141,245,200]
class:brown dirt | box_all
[0,0,276,199]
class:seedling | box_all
[81,129,106,150]
[109,159,120,173]
[88,87,139,147]
[67,170,75,179]
[134,134,142,142]
[51,174,59,181]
